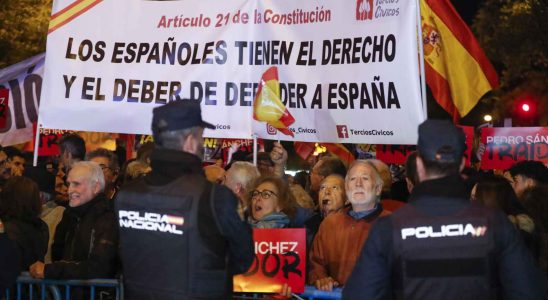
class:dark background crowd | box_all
[0,124,547,298]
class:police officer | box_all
[343,120,547,299]
[116,101,254,299]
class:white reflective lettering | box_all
[401,223,487,239]
[118,210,184,235]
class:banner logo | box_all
[336,125,349,138]
[266,124,277,135]
[356,0,374,21]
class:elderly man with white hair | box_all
[308,160,391,291]
[223,161,261,219]
[29,161,118,280]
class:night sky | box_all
[451,1,482,25]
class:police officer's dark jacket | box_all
[46,193,118,279]
[0,219,20,293]
[343,175,547,300]
[116,149,254,300]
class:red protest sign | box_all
[33,124,75,156]
[233,228,306,293]
[376,144,416,164]
[0,88,9,129]
[375,126,474,166]
[480,127,548,170]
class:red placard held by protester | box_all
[0,88,9,129]
[480,127,548,170]
[33,124,74,156]
[233,228,306,293]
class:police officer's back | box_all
[115,101,254,299]
[343,120,547,300]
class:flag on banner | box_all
[48,0,104,34]
[324,143,355,165]
[421,0,499,121]
[253,67,295,137]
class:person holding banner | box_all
[343,120,547,299]
[115,101,254,299]
[309,160,389,291]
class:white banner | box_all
[0,54,45,146]
[40,0,424,144]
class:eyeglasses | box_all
[251,189,278,200]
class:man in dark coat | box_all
[29,161,118,279]
[0,219,20,297]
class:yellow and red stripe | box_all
[421,0,498,120]
[48,0,103,34]
[323,143,355,165]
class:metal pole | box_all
[252,133,258,166]
[32,117,41,167]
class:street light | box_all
[483,114,493,122]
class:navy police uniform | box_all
[116,101,254,299]
[343,120,547,300]
[116,149,254,300]
[344,175,546,299]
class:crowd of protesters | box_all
[0,116,547,299]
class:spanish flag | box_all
[253,67,295,137]
[323,143,355,165]
[421,0,498,121]
[49,0,103,34]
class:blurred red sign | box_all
[375,126,474,166]
[0,89,9,128]
[233,228,306,293]
[376,144,416,164]
[33,124,74,156]
[480,127,548,170]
